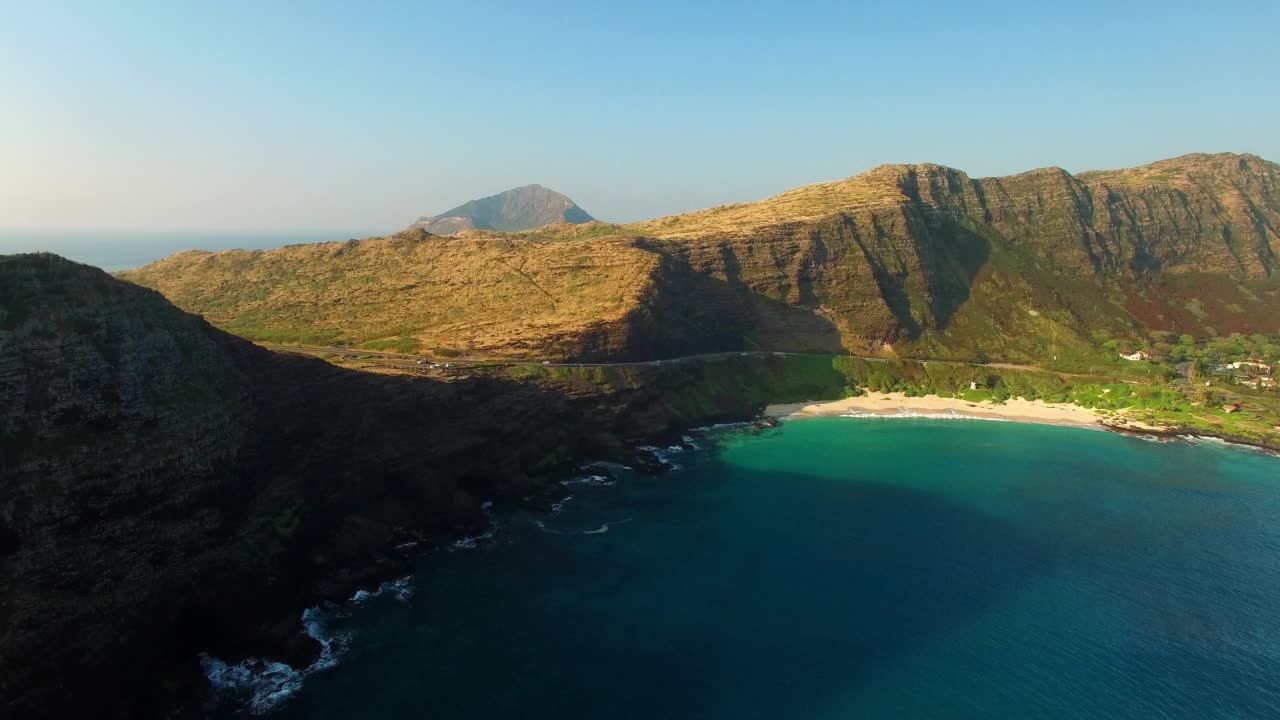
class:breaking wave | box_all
[351,575,416,605]
[637,444,687,471]
[201,572,418,714]
[562,474,615,487]
[450,501,500,551]
[199,432,722,714]
[690,421,753,433]
[201,608,347,715]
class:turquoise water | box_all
[267,419,1280,719]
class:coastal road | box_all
[259,343,823,370]
[258,343,1128,381]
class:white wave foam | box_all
[637,444,686,470]
[449,527,496,551]
[690,421,752,432]
[201,606,350,715]
[561,474,615,487]
[534,518,633,536]
[201,499,506,713]
[1127,432,1168,443]
[350,575,415,605]
[1171,434,1278,456]
[449,502,500,551]
[551,495,574,513]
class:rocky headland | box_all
[0,255,803,718]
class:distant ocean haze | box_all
[0,230,386,272]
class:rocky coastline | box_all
[0,255,792,718]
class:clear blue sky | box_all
[2,0,1276,234]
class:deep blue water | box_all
[248,419,1280,719]
[0,230,384,271]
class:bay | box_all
[267,419,1280,719]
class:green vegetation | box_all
[221,323,342,346]
[504,352,1280,449]
[1165,332,1280,366]
[363,336,421,354]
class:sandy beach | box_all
[765,392,1108,428]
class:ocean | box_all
[215,418,1280,719]
[0,230,384,272]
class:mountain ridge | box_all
[121,152,1280,366]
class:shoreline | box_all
[763,393,1280,455]
[765,392,1115,429]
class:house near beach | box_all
[1225,361,1272,374]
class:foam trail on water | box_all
[535,518,633,536]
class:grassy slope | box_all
[121,230,658,357]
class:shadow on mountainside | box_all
[0,254,743,719]
[601,238,847,361]
[634,210,993,356]
[922,219,991,333]
[845,213,992,341]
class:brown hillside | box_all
[121,153,1280,365]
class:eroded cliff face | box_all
[657,153,1280,358]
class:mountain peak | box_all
[410,185,594,235]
